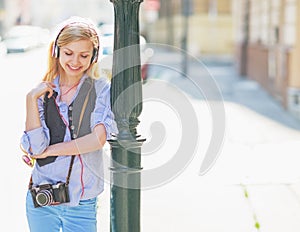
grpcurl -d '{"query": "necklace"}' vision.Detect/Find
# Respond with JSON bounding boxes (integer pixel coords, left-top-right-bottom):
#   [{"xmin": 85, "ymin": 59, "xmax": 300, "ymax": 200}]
[{"xmin": 60, "ymin": 81, "xmax": 80, "ymax": 96}]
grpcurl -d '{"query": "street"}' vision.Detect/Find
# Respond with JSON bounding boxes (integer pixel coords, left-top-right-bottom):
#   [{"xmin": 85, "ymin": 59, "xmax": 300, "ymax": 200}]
[
  {"xmin": 1, "ymin": 46, "xmax": 300, "ymax": 231},
  {"xmin": 138, "ymin": 48, "xmax": 300, "ymax": 232}
]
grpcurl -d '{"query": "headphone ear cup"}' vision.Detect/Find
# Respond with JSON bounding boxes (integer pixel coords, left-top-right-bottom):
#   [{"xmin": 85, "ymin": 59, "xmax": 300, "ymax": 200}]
[
  {"xmin": 91, "ymin": 48, "xmax": 98, "ymax": 63},
  {"xmin": 54, "ymin": 46, "xmax": 60, "ymax": 58},
  {"xmin": 52, "ymin": 44, "xmax": 60, "ymax": 58}
]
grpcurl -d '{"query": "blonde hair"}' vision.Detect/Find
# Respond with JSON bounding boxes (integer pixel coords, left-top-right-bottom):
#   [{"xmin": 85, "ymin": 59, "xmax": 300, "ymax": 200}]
[{"xmin": 43, "ymin": 19, "xmax": 100, "ymax": 82}]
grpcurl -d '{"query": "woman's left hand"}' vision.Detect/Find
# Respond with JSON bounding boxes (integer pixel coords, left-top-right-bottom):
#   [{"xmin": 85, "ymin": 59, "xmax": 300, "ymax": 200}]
[
  {"xmin": 31, "ymin": 153, "xmax": 47, "ymax": 159},
  {"xmin": 31, "ymin": 146, "xmax": 56, "ymax": 159}
]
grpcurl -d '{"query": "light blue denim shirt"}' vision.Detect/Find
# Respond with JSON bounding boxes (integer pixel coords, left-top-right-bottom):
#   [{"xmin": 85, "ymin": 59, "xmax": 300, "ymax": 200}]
[{"xmin": 21, "ymin": 74, "xmax": 118, "ymax": 206}]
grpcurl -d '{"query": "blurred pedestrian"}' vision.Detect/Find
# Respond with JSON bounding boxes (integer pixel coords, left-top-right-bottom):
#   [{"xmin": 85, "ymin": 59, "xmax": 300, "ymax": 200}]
[{"xmin": 20, "ymin": 16, "xmax": 117, "ymax": 232}]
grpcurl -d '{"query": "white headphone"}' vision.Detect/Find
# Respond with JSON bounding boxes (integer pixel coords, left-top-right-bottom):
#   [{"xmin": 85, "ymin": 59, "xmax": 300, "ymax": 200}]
[{"xmin": 52, "ymin": 18, "xmax": 100, "ymax": 64}]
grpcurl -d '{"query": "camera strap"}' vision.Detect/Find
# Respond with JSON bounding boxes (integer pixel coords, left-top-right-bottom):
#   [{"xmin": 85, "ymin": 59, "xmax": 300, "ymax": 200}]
[{"xmin": 29, "ymin": 78, "xmax": 94, "ymax": 189}]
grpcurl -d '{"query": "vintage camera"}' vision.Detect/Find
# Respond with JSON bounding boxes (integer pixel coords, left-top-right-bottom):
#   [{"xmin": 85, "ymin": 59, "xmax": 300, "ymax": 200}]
[{"xmin": 30, "ymin": 182, "xmax": 70, "ymax": 208}]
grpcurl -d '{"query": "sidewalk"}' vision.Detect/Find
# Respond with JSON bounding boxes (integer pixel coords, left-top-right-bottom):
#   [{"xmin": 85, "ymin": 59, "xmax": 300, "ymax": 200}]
[{"xmin": 98, "ymin": 48, "xmax": 300, "ymax": 232}]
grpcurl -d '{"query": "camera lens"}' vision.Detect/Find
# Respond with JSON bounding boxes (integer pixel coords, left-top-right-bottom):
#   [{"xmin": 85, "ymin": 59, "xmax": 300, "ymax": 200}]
[{"xmin": 36, "ymin": 190, "xmax": 53, "ymax": 206}]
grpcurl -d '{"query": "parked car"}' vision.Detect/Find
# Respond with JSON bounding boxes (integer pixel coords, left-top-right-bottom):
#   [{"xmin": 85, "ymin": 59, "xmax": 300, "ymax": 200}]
[
  {"xmin": 0, "ymin": 36, "xmax": 7, "ymax": 57},
  {"xmin": 3, "ymin": 25, "xmax": 50, "ymax": 53},
  {"xmin": 98, "ymin": 24, "xmax": 152, "ymax": 83}
]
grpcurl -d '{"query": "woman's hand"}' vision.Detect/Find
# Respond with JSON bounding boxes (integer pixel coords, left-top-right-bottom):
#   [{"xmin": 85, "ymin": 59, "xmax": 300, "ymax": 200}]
[
  {"xmin": 32, "ymin": 145, "xmax": 57, "ymax": 159},
  {"xmin": 25, "ymin": 82, "xmax": 56, "ymax": 131},
  {"xmin": 31, "ymin": 153, "xmax": 48, "ymax": 159},
  {"xmin": 27, "ymin": 81, "xmax": 56, "ymax": 100}
]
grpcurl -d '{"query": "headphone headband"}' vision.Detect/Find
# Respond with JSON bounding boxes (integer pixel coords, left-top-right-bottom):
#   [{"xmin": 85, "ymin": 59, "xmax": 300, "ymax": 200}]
[{"xmin": 52, "ymin": 19, "xmax": 100, "ymax": 63}]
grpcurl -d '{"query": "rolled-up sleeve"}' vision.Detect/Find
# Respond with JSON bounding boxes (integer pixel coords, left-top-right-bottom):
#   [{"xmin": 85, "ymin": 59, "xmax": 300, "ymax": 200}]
[
  {"xmin": 91, "ymin": 79, "xmax": 118, "ymax": 140},
  {"xmin": 20, "ymin": 97, "xmax": 50, "ymax": 155}
]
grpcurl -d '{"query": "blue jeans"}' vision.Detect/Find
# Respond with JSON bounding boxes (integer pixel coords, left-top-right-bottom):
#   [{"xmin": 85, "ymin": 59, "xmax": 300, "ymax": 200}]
[{"xmin": 26, "ymin": 191, "xmax": 97, "ymax": 232}]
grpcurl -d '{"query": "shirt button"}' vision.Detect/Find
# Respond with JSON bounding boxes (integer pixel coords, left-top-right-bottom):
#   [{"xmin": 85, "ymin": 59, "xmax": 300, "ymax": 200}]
[
  {"xmin": 69, "ymin": 106, "xmax": 73, "ymax": 111},
  {"xmin": 70, "ymin": 125, "xmax": 75, "ymax": 130},
  {"xmin": 73, "ymin": 133, "xmax": 77, "ymax": 139}
]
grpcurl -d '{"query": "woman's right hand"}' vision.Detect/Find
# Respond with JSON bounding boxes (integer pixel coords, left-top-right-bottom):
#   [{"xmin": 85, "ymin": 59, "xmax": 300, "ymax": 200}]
[
  {"xmin": 25, "ymin": 81, "xmax": 56, "ymax": 132},
  {"xmin": 27, "ymin": 81, "xmax": 56, "ymax": 100}
]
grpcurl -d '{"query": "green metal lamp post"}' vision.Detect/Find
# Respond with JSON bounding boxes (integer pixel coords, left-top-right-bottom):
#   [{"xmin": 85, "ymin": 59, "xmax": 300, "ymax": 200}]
[{"xmin": 109, "ymin": 0, "xmax": 145, "ymax": 231}]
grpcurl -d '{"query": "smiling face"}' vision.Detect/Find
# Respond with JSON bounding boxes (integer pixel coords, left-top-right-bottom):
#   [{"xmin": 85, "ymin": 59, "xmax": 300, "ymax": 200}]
[{"xmin": 58, "ymin": 39, "xmax": 94, "ymax": 79}]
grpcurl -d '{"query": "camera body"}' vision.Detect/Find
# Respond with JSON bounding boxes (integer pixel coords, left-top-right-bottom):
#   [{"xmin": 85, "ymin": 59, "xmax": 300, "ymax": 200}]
[{"xmin": 30, "ymin": 182, "xmax": 70, "ymax": 208}]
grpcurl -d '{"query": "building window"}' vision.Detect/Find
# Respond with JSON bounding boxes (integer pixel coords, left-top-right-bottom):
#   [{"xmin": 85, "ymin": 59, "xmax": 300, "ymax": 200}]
[
  {"xmin": 192, "ymin": 0, "xmax": 232, "ymax": 15},
  {"xmin": 217, "ymin": 0, "xmax": 232, "ymax": 14},
  {"xmin": 269, "ymin": 0, "xmax": 280, "ymax": 45},
  {"xmin": 159, "ymin": 0, "xmax": 232, "ymax": 17},
  {"xmin": 194, "ymin": 0, "xmax": 210, "ymax": 14},
  {"xmin": 283, "ymin": 0, "xmax": 296, "ymax": 46},
  {"xmin": 249, "ymin": 0, "xmax": 297, "ymax": 46},
  {"xmin": 249, "ymin": 0, "xmax": 261, "ymax": 43}
]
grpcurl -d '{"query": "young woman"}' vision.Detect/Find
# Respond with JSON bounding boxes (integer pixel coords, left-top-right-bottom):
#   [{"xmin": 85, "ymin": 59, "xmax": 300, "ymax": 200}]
[{"xmin": 20, "ymin": 16, "xmax": 117, "ymax": 232}]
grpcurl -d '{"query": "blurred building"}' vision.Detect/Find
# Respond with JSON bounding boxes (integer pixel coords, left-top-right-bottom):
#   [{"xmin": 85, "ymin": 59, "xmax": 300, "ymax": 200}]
[
  {"xmin": 143, "ymin": 0, "xmax": 234, "ymax": 56},
  {"xmin": 0, "ymin": 0, "xmax": 114, "ymax": 35},
  {"xmin": 29, "ymin": 0, "xmax": 114, "ymax": 28},
  {"xmin": 233, "ymin": 0, "xmax": 300, "ymax": 119}
]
